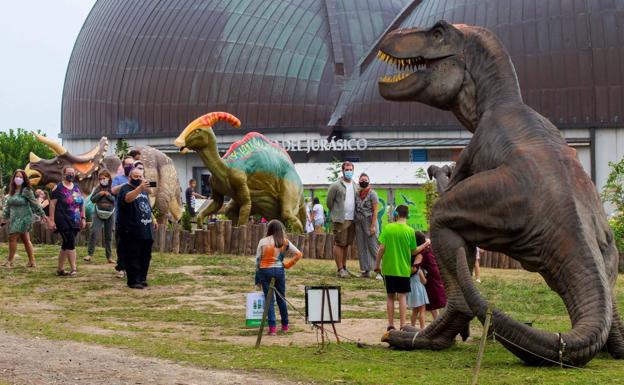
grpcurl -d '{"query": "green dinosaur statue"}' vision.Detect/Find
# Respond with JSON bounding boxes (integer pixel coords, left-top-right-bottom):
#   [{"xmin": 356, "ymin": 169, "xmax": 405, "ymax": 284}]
[{"xmin": 174, "ymin": 112, "xmax": 306, "ymax": 233}]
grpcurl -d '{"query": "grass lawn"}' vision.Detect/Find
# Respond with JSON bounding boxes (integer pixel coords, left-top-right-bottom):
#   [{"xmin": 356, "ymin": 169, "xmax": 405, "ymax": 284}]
[{"xmin": 1, "ymin": 243, "xmax": 624, "ymax": 384}]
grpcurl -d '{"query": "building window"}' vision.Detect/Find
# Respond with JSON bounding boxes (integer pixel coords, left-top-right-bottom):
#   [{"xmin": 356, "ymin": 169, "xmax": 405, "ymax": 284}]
[{"xmin": 410, "ymin": 149, "xmax": 428, "ymax": 162}]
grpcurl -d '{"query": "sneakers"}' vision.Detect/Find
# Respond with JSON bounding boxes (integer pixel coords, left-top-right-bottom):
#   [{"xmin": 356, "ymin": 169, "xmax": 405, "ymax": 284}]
[
  {"xmin": 281, "ymin": 325, "xmax": 289, "ymax": 333},
  {"xmin": 83, "ymin": 255, "xmax": 92, "ymax": 262},
  {"xmin": 375, "ymin": 273, "xmax": 383, "ymax": 281},
  {"xmin": 476, "ymin": 278, "xmax": 482, "ymax": 283},
  {"xmin": 128, "ymin": 283, "xmax": 144, "ymax": 289},
  {"xmin": 268, "ymin": 326, "xmax": 277, "ymax": 336},
  {"xmin": 115, "ymin": 270, "xmax": 126, "ymax": 279},
  {"xmin": 339, "ymin": 268, "xmax": 350, "ymax": 278}
]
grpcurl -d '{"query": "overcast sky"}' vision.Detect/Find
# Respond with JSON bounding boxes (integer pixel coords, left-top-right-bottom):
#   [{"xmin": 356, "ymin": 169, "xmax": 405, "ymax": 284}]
[{"xmin": 0, "ymin": 0, "xmax": 97, "ymax": 139}]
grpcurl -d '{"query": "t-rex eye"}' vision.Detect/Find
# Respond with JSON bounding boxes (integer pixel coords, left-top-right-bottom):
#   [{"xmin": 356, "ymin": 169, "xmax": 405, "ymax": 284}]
[{"xmin": 433, "ymin": 30, "xmax": 443, "ymax": 40}]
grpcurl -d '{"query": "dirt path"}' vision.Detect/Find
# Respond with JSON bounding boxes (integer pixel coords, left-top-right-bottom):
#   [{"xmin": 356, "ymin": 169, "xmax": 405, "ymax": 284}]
[{"xmin": 0, "ymin": 330, "xmax": 294, "ymax": 385}]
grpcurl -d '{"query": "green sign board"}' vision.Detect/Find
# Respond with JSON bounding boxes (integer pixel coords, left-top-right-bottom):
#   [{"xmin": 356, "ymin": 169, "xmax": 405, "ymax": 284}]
[{"xmin": 395, "ymin": 188, "xmax": 428, "ymax": 231}]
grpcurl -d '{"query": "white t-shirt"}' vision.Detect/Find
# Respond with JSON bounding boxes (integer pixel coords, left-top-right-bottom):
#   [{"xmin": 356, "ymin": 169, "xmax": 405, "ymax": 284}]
[
  {"xmin": 312, "ymin": 204, "xmax": 324, "ymax": 222},
  {"xmin": 343, "ymin": 180, "xmax": 355, "ymax": 220}
]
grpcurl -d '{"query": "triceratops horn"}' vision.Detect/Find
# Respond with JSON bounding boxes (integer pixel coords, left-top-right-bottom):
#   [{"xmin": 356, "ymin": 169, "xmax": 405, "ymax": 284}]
[
  {"xmin": 29, "ymin": 152, "xmax": 42, "ymax": 163},
  {"xmin": 32, "ymin": 132, "xmax": 67, "ymax": 155}
]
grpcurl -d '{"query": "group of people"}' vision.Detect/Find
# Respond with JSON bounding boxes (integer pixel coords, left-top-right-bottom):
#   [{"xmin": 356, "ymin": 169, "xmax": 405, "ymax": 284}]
[
  {"xmin": 1, "ymin": 150, "xmax": 157, "ymax": 289},
  {"xmin": 256, "ymin": 161, "xmax": 449, "ymax": 336}
]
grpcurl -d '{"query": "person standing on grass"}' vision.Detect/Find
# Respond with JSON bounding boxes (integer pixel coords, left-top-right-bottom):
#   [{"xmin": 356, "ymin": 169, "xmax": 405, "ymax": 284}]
[
  {"xmin": 408, "ymin": 254, "xmax": 429, "ymax": 329},
  {"xmin": 326, "ymin": 161, "xmax": 357, "ymax": 278},
  {"xmin": 255, "ymin": 219, "xmax": 303, "ymax": 336},
  {"xmin": 85, "ymin": 170, "xmax": 115, "ymax": 264},
  {"xmin": 111, "ymin": 155, "xmax": 134, "ymax": 279},
  {"xmin": 117, "ymin": 167, "xmax": 156, "ymax": 289},
  {"xmin": 374, "ymin": 205, "xmax": 414, "ymax": 331},
  {"xmin": 415, "ymin": 231, "xmax": 446, "ymax": 320},
  {"xmin": 354, "ymin": 172, "xmax": 379, "ymax": 278},
  {"xmin": 1, "ymin": 169, "xmax": 46, "ymax": 268},
  {"xmin": 311, "ymin": 197, "xmax": 325, "ymax": 234},
  {"xmin": 48, "ymin": 167, "xmax": 85, "ymax": 277}
]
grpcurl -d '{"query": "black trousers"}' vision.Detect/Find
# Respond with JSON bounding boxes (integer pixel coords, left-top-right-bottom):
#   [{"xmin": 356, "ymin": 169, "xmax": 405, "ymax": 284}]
[
  {"xmin": 115, "ymin": 234, "xmax": 125, "ymax": 272},
  {"xmin": 119, "ymin": 236, "xmax": 153, "ymax": 286}
]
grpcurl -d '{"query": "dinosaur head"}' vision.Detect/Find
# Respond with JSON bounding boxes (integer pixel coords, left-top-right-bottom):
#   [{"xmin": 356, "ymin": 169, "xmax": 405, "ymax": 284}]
[
  {"xmin": 25, "ymin": 133, "xmax": 108, "ymax": 189},
  {"xmin": 174, "ymin": 112, "xmax": 241, "ymax": 153},
  {"xmin": 377, "ymin": 20, "xmax": 466, "ymax": 108}
]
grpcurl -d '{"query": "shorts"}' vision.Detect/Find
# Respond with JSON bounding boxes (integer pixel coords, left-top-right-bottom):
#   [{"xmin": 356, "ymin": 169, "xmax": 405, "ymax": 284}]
[
  {"xmin": 383, "ymin": 275, "xmax": 411, "ymax": 294},
  {"xmin": 314, "ymin": 218, "xmax": 324, "ymax": 227},
  {"xmin": 333, "ymin": 220, "xmax": 355, "ymax": 247},
  {"xmin": 59, "ymin": 230, "xmax": 78, "ymax": 250}
]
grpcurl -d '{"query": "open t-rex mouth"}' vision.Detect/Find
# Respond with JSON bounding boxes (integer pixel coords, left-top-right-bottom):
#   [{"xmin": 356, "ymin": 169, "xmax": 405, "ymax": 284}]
[{"xmin": 377, "ymin": 51, "xmax": 453, "ymax": 83}]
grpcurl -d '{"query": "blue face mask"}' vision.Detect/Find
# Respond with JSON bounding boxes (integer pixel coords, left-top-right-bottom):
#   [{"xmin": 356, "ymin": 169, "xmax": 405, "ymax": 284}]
[{"xmin": 344, "ymin": 170, "xmax": 353, "ymax": 180}]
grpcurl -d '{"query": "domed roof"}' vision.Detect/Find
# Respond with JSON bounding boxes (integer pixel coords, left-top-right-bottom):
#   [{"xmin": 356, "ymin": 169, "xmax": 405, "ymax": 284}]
[
  {"xmin": 333, "ymin": 0, "xmax": 624, "ymax": 131},
  {"xmin": 61, "ymin": 0, "xmax": 408, "ymax": 139}
]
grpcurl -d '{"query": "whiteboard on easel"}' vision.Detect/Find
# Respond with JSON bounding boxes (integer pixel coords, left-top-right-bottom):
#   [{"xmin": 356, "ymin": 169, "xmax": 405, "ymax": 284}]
[{"xmin": 305, "ymin": 286, "xmax": 341, "ymax": 324}]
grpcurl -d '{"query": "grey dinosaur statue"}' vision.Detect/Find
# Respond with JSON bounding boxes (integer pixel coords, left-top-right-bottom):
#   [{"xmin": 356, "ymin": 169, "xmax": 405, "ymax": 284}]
[{"xmin": 376, "ymin": 20, "xmax": 624, "ymax": 367}]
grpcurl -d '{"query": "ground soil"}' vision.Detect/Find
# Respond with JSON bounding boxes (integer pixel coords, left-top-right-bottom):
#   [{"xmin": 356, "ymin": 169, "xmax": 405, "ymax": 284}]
[{"xmin": 0, "ymin": 330, "xmax": 294, "ymax": 385}]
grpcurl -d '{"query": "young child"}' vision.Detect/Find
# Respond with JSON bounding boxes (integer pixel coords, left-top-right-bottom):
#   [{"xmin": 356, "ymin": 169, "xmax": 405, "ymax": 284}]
[
  {"xmin": 255, "ymin": 219, "xmax": 303, "ymax": 336},
  {"xmin": 408, "ymin": 253, "xmax": 429, "ymax": 329}
]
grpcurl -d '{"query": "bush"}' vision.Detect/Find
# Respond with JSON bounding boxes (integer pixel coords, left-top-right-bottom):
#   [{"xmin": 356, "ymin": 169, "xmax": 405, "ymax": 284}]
[{"xmin": 181, "ymin": 210, "xmax": 192, "ymax": 232}]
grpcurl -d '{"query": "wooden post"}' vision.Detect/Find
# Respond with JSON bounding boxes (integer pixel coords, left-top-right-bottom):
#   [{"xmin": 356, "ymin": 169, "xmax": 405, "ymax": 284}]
[
  {"xmin": 239, "ymin": 225, "xmax": 248, "ymax": 255},
  {"xmin": 208, "ymin": 222, "xmax": 216, "ymax": 254},
  {"xmin": 172, "ymin": 224, "xmax": 181, "ymax": 254},
  {"xmin": 325, "ymin": 234, "xmax": 334, "ymax": 260},
  {"xmin": 471, "ymin": 308, "xmax": 492, "ymax": 385},
  {"xmin": 195, "ymin": 230, "xmax": 205, "ymax": 253},
  {"xmin": 158, "ymin": 226, "xmax": 166, "ymax": 253},
  {"xmin": 216, "ymin": 220, "xmax": 225, "ymax": 253},
  {"xmin": 255, "ymin": 278, "xmax": 275, "ymax": 349},
  {"xmin": 316, "ymin": 233, "xmax": 326, "ymax": 259},
  {"xmin": 230, "ymin": 226, "xmax": 239, "ymax": 255},
  {"xmin": 307, "ymin": 233, "xmax": 316, "ymax": 259},
  {"xmin": 166, "ymin": 227, "xmax": 174, "ymax": 253},
  {"xmin": 224, "ymin": 220, "xmax": 232, "ymax": 253}
]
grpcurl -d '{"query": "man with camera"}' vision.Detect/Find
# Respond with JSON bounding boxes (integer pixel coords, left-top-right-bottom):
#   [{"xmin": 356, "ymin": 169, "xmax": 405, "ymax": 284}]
[{"xmin": 116, "ymin": 167, "xmax": 157, "ymax": 289}]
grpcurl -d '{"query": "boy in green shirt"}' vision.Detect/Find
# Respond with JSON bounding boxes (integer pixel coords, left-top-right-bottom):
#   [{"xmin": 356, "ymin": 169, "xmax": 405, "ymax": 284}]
[{"xmin": 375, "ymin": 205, "xmax": 430, "ymax": 330}]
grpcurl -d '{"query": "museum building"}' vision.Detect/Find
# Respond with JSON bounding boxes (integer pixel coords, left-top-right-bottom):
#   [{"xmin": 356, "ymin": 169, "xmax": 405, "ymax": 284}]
[{"xmin": 61, "ymin": 0, "xmax": 624, "ymax": 213}]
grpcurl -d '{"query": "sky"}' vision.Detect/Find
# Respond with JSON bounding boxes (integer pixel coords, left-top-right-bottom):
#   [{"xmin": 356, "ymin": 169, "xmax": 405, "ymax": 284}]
[{"xmin": 0, "ymin": 0, "xmax": 97, "ymax": 139}]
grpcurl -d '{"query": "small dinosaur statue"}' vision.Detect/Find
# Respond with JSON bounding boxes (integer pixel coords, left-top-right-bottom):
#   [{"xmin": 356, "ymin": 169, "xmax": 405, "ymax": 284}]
[
  {"xmin": 376, "ymin": 21, "xmax": 624, "ymax": 367},
  {"xmin": 174, "ymin": 112, "xmax": 306, "ymax": 232}
]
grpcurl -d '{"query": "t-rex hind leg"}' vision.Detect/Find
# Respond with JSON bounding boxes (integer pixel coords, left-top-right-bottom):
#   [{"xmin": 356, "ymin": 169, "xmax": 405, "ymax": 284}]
[{"xmin": 279, "ymin": 181, "xmax": 304, "ymax": 233}]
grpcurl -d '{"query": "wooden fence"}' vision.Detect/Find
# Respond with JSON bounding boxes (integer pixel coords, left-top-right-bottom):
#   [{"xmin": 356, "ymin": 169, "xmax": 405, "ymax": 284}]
[{"xmin": 0, "ymin": 221, "xmax": 521, "ymax": 269}]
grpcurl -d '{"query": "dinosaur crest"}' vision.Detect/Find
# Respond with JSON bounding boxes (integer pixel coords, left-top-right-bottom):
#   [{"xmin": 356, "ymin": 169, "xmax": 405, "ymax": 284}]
[{"xmin": 223, "ymin": 132, "xmax": 292, "ymax": 164}]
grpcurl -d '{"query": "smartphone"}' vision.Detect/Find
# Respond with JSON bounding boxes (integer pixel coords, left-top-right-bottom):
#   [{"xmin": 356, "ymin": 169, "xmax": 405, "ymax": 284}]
[{"xmin": 149, "ymin": 181, "xmax": 157, "ymax": 188}]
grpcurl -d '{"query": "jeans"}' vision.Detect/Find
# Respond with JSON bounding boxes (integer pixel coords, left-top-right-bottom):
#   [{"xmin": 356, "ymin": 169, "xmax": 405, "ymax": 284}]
[
  {"xmin": 88, "ymin": 215, "xmax": 113, "ymax": 258},
  {"xmin": 258, "ymin": 267, "xmax": 288, "ymax": 327}
]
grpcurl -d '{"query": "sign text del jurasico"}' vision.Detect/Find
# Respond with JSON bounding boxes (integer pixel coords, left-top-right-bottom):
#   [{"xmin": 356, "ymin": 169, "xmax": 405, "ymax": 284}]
[{"xmin": 275, "ymin": 137, "xmax": 368, "ymax": 153}]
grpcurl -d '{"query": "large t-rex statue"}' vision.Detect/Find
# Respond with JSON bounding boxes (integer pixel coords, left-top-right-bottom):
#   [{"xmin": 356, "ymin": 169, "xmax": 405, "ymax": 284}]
[
  {"xmin": 174, "ymin": 112, "xmax": 306, "ymax": 232},
  {"xmin": 25, "ymin": 133, "xmax": 183, "ymax": 222},
  {"xmin": 376, "ymin": 21, "xmax": 624, "ymax": 367}
]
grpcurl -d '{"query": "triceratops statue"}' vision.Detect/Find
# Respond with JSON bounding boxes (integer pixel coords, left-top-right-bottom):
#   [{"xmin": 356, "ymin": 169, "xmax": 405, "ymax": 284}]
[{"xmin": 25, "ymin": 133, "xmax": 183, "ymax": 223}]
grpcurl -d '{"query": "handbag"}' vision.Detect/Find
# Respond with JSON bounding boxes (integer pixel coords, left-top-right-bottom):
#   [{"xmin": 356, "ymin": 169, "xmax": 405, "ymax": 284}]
[{"xmin": 95, "ymin": 205, "xmax": 115, "ymax": 220}]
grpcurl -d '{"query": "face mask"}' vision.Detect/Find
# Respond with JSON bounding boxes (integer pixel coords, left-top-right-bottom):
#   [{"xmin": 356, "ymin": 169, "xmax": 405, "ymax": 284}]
[
  {"xmin": 130, "ymin": 178, "xmax": 142, "ymax": 187},
  {"xmin": 123, "ymin": 165, "xmax": 133, "ymax": 176},
  {"xmin": 100, "ymin": 179, "xmax": 109, "ymax": 187},
  {"xmin": 65, "ymin": 175, "xmax": 74, "ymax": 182},
  {"xmin": 14, "ymin": 177, "xmax": 24, "ymax": 186},
  {"xmin": 344, "ymin": 170, "xmax": 353, "ymax": 180},
  {"xmin": 359, "ymin": 181, "xmax": 369, "ymax": 188}
]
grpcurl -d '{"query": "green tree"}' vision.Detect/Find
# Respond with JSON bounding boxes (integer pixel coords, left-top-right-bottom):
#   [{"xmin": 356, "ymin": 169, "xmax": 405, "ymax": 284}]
[
  {"xmin": 601, "ymin": 158, "xmax": 624, "ymax": 260},
  {"xmin": 115, "ymin": 138, "xmax": 129, "ymax": 159},
  {"xmin": 0, "ymin": 128, "xmax": 55, "ymax": 190},
  {"xmin": 327, "ymin": 157, "xmax": 342, "ymax": 182},
  {"xmin": 415, "ymin": 167, "xmax": 439, "ymax": 223}
]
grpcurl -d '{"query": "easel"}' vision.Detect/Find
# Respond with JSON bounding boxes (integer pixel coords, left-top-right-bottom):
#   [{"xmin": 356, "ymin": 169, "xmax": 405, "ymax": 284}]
[{"xmin": 317, "ymin": 286, "xmax": 340, "ymax": 348}]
